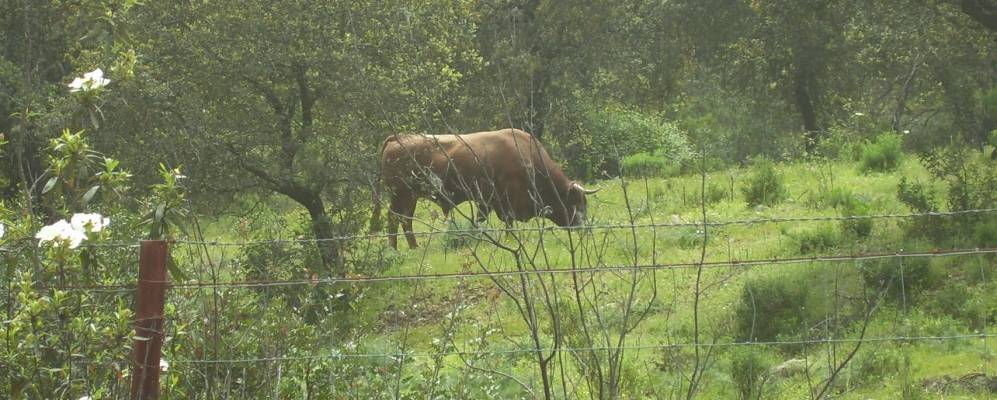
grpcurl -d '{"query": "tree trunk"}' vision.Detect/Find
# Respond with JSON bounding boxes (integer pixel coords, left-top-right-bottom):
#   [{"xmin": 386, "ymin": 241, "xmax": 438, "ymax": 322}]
[
  {"xmin": 271, "ymin": 178, "xmax": 344, "ymax": 277},
  {"xmin": 795, "ymin": 67, "xmax": 821, "ymax": 152},
  {"xmin": 302, "ymin": 196, "xmax": 343, "ymax": 278}
]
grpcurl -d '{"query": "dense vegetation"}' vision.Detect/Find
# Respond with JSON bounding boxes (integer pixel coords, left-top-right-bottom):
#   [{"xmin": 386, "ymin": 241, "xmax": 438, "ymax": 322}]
[{"xmin": 1, "ymin": 0, "xmax": 994, "ymax": 399}]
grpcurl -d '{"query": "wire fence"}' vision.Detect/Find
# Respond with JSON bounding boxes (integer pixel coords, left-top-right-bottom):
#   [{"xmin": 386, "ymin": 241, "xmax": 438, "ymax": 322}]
[{"xmin": 3, "ymin": 205, "xmax": 995, "ymax": 399}]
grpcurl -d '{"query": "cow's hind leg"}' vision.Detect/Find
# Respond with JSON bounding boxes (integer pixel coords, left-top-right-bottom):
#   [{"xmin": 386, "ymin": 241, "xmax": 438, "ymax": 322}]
[
  {"xmin": 401, "ymin": 197, "xmax": 419, "ymax": 249},
  {"xmin": 388, "ymin": 194, "xmax": 414, "ymax": 250}
]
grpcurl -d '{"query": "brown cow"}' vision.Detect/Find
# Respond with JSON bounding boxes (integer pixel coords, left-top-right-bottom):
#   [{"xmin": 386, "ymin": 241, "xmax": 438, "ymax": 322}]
[{"xmin": 371, "ymin": 129, "xmax": 599, "ymax": 249}]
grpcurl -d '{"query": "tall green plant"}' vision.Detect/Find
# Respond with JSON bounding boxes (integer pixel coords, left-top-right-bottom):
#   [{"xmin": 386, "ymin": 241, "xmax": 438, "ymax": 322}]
[{"xmin": 741, "ymin": 157, "xmax": 786, "ymax": 207}]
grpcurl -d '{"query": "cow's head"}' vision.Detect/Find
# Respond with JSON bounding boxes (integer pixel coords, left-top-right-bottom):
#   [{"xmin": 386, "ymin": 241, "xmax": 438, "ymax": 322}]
[{"xmin": 552, "ymin": 182, "xmax": 600, "ymax": 227}]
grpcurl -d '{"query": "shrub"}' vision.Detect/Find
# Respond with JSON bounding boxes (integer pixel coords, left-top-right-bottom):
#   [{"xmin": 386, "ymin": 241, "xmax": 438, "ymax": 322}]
[
  {"xmin": 729, "ymin": 348, "xmax": 773, "ymax": 400},
  {"xmin": 844, "ymin": 346, "xmax": 902, "ymax": 386},
  {"xmin": 822, "ymin": 187, "xmax": 856, "ymax": 209},
  {"xmin": 840, "ymin": 196, "xmax": 873, "ymax": 238},
  {"xmin": 735, "ymin": 270, "xmax": 827, "ymax": 345},
  {"xmin": 903, "ymin": 146, "xmax": 997, "ymax": 246},
  {"xmin": 793, "ymin": 225, "xmax": 839, "ymax": 254},
  {"xmin": 621, "ymin": 152, "xmax": 672, "ymax": 177},
  {"xmin": 972, "ymin": 216, "xmax": 997, "ymax": 247},
  {"xmin": 860, "ymin": 257, "xmax": 940, "ymax": 304},
  {"xmin": 741, "ymin": 157, "xmax": 786, "ymax": 207},
  {"xmin": 567, "ymin": 100, "xmax": 692, "ymax": 178},
  {"xmin": 859, "ymin": 133, "xmax": 903, "ymax": 173}
]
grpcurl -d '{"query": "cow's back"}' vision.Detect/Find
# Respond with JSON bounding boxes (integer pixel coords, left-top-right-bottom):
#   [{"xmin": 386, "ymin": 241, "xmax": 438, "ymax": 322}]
[{"xmin": 379, "ymin": 129, "xmax": 562, "ymax": 218}]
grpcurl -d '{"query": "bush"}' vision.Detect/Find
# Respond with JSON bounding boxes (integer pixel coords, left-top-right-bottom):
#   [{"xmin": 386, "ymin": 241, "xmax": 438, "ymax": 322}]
[
  {"xmin": 896, "ymin": 177, "xmax": 936, "ymax": 213},
  {"xmin": 840, "ymin": 196, "xmax": 873, "ymax": 238},
  {"xmin": 729, "ymin": 348, "xmax": 773, "ymax": 400},
  {"xmin": 859, "ymin": 133, "xmax": 903, "ymax": 173},
  {"xmin": 735, "ymin": 270, "xmax": 829, "ymax": 345},
  {"xmin": 567, "ymin": 100, "xmax": 692, "ymax": 178},
  {"xmin": 844, "ymin": 346, "xmax": 902, "ymax": 386},
  {"xmin": 860, "ymin": 257, "xmax": 940, "ymax": 304},
  {"xmin": 741, "ymin": 157, "xmax": 786, "ymax": 207},
  {"xmin": 621, "ymin": 152, "xmax": 673, "ymax": 177},
  {"xmin": 795, "ymin": 225, "xmax": 839, "ymax": 254},
  {"xmin": 822, "ymin": 187, "xmax": 856, "ymax": 209},
  {"xmin": 902, "ymin": 146, "xmax": 996, "ymax": 246}
]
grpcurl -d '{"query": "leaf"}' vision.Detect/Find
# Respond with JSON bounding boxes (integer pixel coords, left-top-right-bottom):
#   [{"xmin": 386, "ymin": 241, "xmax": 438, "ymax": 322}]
[
  {"xmin": 41, "ymin": 177, "xmax": 58, "ymax": 194},
  {"xmin": 82, "ymin": 185, "xmax": 101, "ymax": 205},
  {"xmin": 155, "ymin": 203, "xmax": 166, "ymax": 222},
  {"xmin": 167, "ymin": 257, "xmax": 189, "ymax": 282},
  {"xmin": 166, "ymin": 214, "xmax": 190, "ymax": 238}
]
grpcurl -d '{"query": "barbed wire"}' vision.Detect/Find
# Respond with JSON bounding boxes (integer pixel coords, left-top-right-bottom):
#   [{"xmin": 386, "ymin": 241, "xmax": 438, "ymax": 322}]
[
  {"xmin": 164, "ymin": 207, "xmax": 997, "ymax": 246},
  {"xmin": 10, "ymin": 247, "xmax": 994, "ymax": 293},
  {"xmin": 2, "ymin": 208, "xmax": 990, "ymax": 250},
  {"xmin": 166, "ymin": 333, "xmax": 994, "ymax": 364}
]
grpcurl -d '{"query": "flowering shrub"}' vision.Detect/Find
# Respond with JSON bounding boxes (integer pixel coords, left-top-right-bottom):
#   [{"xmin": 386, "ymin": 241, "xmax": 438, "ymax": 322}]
[{"xmin": 68, "ymin": 68, "xmax": 111, "ymax": 93}]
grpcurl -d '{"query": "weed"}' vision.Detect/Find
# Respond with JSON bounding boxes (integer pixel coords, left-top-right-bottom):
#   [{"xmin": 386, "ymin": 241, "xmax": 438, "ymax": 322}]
[
  {"xmin": 742, "ymin": 157, "xmax": 786, "ymax": 207},
  {"xmin": 859, "ymin": 133, "xmax": 903, "ymax": 173}
]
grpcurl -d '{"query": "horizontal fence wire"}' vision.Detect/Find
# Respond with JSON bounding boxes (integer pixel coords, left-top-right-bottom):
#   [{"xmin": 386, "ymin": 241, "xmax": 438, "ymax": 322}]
[
  {"xmin": 11, "ymin": 247, "xmax": 996, "ymax": 293},
  {"xmin": 167, "ymin": 333, "xmax": 995, "ymax": 364},
  {"xmin": 163, "ymin": 207, "xmax": 997, "ymax": 246},
  {"xmin": 4, "ymin": 208, "xmax": 990, "ymax": 250}
]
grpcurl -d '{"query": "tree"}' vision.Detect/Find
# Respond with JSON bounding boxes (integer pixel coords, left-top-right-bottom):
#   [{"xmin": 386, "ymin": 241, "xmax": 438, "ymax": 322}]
[
  {"xmin": 118, "ymin": 0, "xmax": 480, "ymax": 275},
  {"xmin": 0, "ymin": 0, "xmax": 136, "ymax": 204}
]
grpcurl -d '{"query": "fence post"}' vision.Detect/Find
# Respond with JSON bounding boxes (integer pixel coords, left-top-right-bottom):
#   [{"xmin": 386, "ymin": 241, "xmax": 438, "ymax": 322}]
[{"xmin": 131, "ymin": 240, "xmax": 169, "ymax": 400}]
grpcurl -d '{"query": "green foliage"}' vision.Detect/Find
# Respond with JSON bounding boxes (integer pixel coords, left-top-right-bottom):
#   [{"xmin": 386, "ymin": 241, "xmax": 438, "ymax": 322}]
[
  {"xmin": 896, "ymin": 176, "xmax": 936, "ymax": 214},
  {"xmin": 0, "ymin": 128, "xmax": 182, "ymax": 399},
  {"xmin": 839, "ymin": 196, "xmax": 873, "ymax": 239},
  {"xmin": 820, "ymin": 187, "xmax": 855, "ymax": 209},
  {"xmin": 794, "ymin": 225, "xmax": 840, "ymax": 254},
  {"xmin": 567, "ymin": 100, "xmax": 691, "ymax": 178},
  {"xmin": 620, "ymin": 152, "xmax": 675, "ymax": 178},
  {"xmin": 444, "ymin": 218, "xmax": 480, "ymax": 250},
  {"xmin": 901, "ymin": 147, "xmax": 997, "ymax": 246},
  {"xmin": 859, "ymin": 133, "xmax": 903, "ymax": 173},
  {"xmin": 143, "ymin": 164, "xmax": 188, "ymax": 240},
  {"xmin": 735, "ymin": 270, "xmax": 817, "ymax": 344},
  {"xmin": 729, "ymin": 348, "xmax": 773, "ymax": 400},
  {"xmin": 860, "ymin": 257, "xmax": 940, "ymax": 304},
  {"xmin": 697, "ymin": 182, "xmax": 731, "ymax": 205},
  {"xmin": 843, "ymin": 345, "xmax": 902, "ymax": 386},
  {"xmin": 741, "ymin": 157, "xmax": 786, "ymax": 207}
]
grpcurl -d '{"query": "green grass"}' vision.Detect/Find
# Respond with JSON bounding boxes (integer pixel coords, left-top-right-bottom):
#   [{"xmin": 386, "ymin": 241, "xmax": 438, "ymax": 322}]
[{"xmin": 194, "ymin": 157, "xmax": 994, "ymax": 399}]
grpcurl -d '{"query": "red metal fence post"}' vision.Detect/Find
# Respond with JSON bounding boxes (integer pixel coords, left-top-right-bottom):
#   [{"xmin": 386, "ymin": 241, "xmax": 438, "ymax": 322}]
[{"xmin": 131, "ymin": 240, "xmax": 169, "ymax": 400}]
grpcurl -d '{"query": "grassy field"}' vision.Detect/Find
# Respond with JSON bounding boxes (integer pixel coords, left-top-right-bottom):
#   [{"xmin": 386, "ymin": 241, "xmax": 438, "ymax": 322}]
[{"xmin": 185, "ymin": 156, "xmax": 993, "ymax": 399}]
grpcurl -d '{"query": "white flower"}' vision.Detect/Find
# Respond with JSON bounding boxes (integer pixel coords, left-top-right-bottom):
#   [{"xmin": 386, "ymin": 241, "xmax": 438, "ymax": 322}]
[
  {"xmin": 68, "ymin": 68, "xmax": 111, "ymax": 92},
  {"xmin": 78, "ymin": 396, "xmax": 93, "ymax": 400},
  {"xmin": 71, "ymin": 213, "xmax": 110, "ymax": 233},
  {"xmin": 160, "ymin": 358, "xmax": 169, "ymax": 372},
  {"xmin": 0, "ymin": 223, "xmax": 5, "ymax": 239},
  {"xmin": 853, "ymin": 112, "xmax": 865, "ymax": 117},
  {"xmin": 35, "ymin": 220, "xmax": 87, "ymax": 249}
]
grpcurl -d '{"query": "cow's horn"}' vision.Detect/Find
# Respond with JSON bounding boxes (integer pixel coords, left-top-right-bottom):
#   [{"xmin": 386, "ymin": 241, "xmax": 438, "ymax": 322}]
[{"xmin": 573, "ymin": 182, "xmax": 601, "ymax": 195}]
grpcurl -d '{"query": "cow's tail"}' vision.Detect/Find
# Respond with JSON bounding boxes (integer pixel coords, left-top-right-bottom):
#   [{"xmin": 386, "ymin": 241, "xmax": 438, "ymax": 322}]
[{"xmin": 370, "ymin": 136, "xmax": 396, "ymax": 233}]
